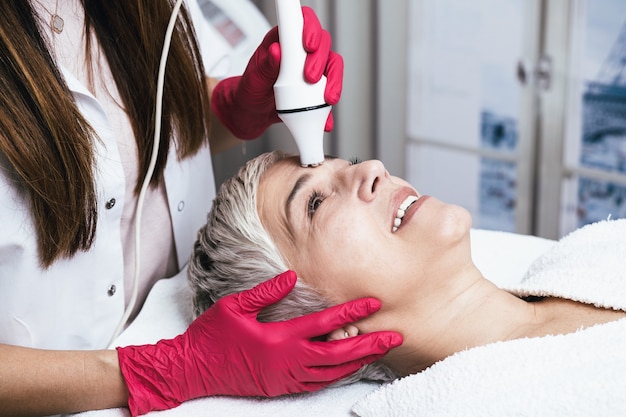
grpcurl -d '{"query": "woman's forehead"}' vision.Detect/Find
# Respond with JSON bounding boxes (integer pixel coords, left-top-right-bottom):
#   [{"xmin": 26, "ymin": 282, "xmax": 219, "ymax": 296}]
[{"xmin": 259, "ymin": 155, "xmax": 346, "ymax": 193}]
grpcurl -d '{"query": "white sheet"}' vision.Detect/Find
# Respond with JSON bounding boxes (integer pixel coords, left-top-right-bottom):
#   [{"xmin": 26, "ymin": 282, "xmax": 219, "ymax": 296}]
[{"xmin": 69, "ymin": 229, "xmax": 555, "ymax": 417}]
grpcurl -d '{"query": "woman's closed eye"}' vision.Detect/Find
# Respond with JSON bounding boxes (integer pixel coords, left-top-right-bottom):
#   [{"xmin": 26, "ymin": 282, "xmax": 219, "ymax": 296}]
[{"xmin": 307, "ymin": 190, "xmax": 325, "ymax": 219}]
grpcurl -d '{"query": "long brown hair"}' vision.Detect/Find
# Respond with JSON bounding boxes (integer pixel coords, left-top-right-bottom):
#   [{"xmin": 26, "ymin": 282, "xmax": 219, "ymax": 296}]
[{"xmin": 0, "ymin": 1, "xmax": 210, "ymax": 267}]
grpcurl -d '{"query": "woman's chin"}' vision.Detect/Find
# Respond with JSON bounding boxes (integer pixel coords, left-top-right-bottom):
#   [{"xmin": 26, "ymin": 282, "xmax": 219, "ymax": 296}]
[{"xmin": 440, "ymin": 204, "xmax": 472, "ymax": 239}]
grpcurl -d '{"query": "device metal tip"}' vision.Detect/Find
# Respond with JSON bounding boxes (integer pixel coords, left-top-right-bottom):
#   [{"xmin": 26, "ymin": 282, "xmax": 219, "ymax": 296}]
[{"xmin": 301, "ymin": 161, "xmax": 324, "ymax": 168}]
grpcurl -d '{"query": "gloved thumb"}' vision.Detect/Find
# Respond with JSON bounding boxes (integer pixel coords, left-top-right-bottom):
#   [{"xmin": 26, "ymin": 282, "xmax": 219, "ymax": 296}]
[
  {"xmin": 236, "ymin": 270, "xmax": 297, "ymax": 314},
  {"xmin": 240, "ymin": 27, "xmax": 281, "ymax": 88}
]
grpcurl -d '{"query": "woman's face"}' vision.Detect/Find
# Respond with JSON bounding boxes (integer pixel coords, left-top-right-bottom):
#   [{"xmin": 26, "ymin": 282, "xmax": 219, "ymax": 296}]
[{"xmin": 257, "ymin": 156, "xmax": 472, "ymax": 309}]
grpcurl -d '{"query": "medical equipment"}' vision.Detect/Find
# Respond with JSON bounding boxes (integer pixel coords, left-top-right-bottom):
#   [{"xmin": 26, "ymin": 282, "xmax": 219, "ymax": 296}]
[{"xmin": 273, "ymin": 0, "xmax": 330, "ymax": 167}]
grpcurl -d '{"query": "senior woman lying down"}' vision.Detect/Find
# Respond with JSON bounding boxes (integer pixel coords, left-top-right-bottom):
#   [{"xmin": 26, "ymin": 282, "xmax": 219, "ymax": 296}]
[{"xmin": 187, "ymin": 151, "xmax": 626, "ymax": 389}]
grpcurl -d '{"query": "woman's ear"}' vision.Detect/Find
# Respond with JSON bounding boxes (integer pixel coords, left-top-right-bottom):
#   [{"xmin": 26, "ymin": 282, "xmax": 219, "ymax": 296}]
[{"xmin": 326, "ymin": 324, "xmax": 359, "ymax": 341}]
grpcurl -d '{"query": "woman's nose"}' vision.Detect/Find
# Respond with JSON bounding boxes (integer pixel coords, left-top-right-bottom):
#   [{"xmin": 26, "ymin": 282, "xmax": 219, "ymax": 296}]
[{"xmin": 351, "ymin": 160, "xmax": 388, "ymax": 202}]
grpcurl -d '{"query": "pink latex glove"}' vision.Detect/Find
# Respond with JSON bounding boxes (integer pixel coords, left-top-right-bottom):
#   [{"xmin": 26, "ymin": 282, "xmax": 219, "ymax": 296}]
[
  {"xmin": 211, "ymin": 6, "xmax": 343, "ymax": 140},
  {"xmin": 117, "ymin": 271, "xmax": 402, "ymax": 416}
]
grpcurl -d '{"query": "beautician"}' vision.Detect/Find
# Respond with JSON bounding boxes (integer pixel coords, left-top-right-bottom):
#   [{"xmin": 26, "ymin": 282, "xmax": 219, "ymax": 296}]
[{"xmin": 0, "ymin": 1, "xmax": 401, "ymax": 416}]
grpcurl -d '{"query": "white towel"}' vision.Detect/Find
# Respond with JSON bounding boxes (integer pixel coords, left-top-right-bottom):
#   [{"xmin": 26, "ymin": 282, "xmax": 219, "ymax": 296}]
[
  {"xmin": 353, "ymin": 219, "xmax": 626, "ymax": 417},
  {"xmin": 353, "ymin": 318, "xmax": 626, "ymax": 417},
  {"xmin": 506, "ymin": 219, "xmax": 626, "ymax": 310}
]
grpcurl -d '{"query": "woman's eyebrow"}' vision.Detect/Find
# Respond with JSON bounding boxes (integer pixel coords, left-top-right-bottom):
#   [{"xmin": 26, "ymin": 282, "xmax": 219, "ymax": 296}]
[{"xmin": 286, "ymin": 173, "xmax": 312, "ymax": 223}]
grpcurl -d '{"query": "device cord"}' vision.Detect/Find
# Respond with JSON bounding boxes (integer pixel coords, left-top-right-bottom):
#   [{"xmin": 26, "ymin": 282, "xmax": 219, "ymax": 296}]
[{"xmin": 108, "ymin": 0, "xmax": 185, "ymax": 347}]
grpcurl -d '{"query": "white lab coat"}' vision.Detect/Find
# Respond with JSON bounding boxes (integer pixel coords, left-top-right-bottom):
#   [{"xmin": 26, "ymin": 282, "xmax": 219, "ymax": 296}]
[{"xmin": 0, "ymin": 0, "xmax": 232, "ymax": 350}]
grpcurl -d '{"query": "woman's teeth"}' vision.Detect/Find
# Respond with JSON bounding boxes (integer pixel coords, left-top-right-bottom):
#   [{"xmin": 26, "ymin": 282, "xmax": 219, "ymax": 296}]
[{"xmin": 392, "ymin": 195, "xmax": 419, "ymax": 232}]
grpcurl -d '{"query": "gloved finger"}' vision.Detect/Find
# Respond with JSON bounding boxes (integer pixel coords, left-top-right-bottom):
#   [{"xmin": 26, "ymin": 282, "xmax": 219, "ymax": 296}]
[
  {"xmin": 299, "ymin": 352, "xmax": 389, "ymax": 385},
  {"xmin": 288, "ymin": 297, "xmax": 383, "ymax": 338},
  {"xmin": 242, "ymin": 41, "xmax": 281, "ymax": 92},
  {"xmin": 259, "ymin": 25, "xmax": 280, "ymax": 50},
  {"xmin": 304, "ymin": 331, "xmax": 403, "ymax": 367},
  {"xmin": 323, "ymin": 51, "xmax": 343, "ymax": 105},
  {"xmin": 246, "ymin": 27, "xmax": 277, "ymax": 71},
  {"xmin": 235, "ymin": 270, "xmax": 297, "ymax": 314},
  {"xmin": 301, "ymin": 6, "xmax": 322, "ymax": 53},
  {"xmin": 324, "ymin": 111, "xmax": 334, "ymax": 132},
  {"xmin": 240, "ymin": 26, "xmax": 279, "ymax": 88},
  {"xmin": 262, "ymin": 41, "xmax": 282, "ymax": 81},
  {"xmin": 304, "ymin": 29, "xmax": 331, "ymax": 84}
]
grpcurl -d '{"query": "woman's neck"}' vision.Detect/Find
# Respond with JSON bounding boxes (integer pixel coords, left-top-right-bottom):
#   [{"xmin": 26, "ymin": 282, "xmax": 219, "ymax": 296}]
[
  {"xmin": 373, "ymin": 272, "xmax": 542, "ymax": 376},
  {"xmin": 373, "ymin": 271, "xmax": 626, "ymax": 377}
]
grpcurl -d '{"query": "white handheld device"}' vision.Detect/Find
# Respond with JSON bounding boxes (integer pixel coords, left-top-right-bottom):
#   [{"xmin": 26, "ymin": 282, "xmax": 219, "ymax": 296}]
[{"xmin": 273, "ymin": 0, "xmax": 331, "ymax": 167}]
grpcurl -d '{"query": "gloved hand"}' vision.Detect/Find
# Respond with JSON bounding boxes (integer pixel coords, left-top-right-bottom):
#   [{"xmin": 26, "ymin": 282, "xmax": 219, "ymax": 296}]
[
  {"xmin": 117, "ymin": 271, "xmax": 402, "ymax": 416},
  {"xmin": 211, "ymin": 6, "xmax": 343, "ymax": 140}
]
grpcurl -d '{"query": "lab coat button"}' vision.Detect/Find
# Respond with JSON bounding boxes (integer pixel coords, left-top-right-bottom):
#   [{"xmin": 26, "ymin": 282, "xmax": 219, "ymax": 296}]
[
  {"xmin": 105, "ymin": 198, "xmax": 116, "ymax": 209},
  {"xmin": 107, "ymin": 285, "xmax": 117, "ymax": 296},
  {"xmin": 177, "ymin": 201, "xmax": 185, "ymax": 212}
]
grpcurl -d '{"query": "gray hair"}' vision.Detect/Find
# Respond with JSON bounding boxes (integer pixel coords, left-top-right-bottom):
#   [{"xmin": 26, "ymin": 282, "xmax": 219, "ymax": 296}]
[{"xmin": 187, "ymin": 150, "xmax": 396, "ymax": 384}]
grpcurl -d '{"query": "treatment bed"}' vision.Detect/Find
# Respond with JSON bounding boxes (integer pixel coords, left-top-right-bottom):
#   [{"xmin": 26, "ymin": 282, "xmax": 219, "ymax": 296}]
[{"xmin": 72, "ymin": 229, "xmax": 560, "ymax": 417}]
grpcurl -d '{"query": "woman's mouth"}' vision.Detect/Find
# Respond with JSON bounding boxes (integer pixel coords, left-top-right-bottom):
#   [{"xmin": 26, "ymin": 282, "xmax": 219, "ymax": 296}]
[{"xmin": 392, "ymin": 195, "xmax": 419, "ymax": 233}]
